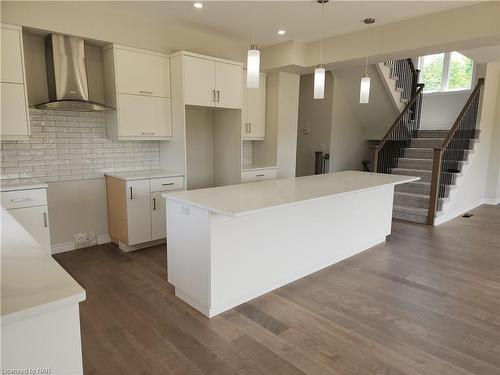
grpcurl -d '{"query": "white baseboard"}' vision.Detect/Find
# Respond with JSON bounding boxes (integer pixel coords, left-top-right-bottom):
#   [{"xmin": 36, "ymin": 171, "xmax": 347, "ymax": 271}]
[
  {"xmin": 51, "ymin": 234, "xmax": 111, "ymax": 254},
  {"xmin": 434, "ymin": 199, "xmax": 486, "ymax": 226},
  {"xmin": 484, "ymin": 198, "xmax": 500, "ymax": 205}
]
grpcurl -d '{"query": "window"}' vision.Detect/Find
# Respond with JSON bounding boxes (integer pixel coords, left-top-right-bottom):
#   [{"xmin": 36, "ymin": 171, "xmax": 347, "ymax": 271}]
[{"xmin": 418, "ymin": 52, "xmax": 474, "ymax": 93}]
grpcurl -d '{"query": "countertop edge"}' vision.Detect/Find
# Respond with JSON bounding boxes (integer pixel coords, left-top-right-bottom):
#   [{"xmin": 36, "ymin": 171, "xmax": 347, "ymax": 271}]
[
  {"xmin": 1, "ymin": 290, "xmax": 86, "ymax": 326},
  {"xmin": 163, "ymin": 176, "xmax": 420, "ymax": 217}
]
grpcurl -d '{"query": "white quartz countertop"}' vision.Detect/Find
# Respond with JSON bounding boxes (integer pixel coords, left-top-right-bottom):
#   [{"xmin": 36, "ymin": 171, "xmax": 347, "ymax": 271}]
[
  {"xmin": 105, "ymin": 169, "xmax": 184, "ymax": 181},
  {"xmin": 0, "ymin": 207, "xmax": 86, "ymax": 325},
  {"xmin": 164, "ymin": 171, "xmax": 419, "ymax": 217},
  {"xmin": 0, "ymin": 179, "xmax": 48, "ymax": 192}
]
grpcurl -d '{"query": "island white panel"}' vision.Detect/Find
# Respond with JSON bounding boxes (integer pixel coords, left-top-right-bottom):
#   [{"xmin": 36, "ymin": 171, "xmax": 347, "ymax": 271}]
[{"xmin": 167, "ymin": 184, "xmax": 394, "ymax": 317}]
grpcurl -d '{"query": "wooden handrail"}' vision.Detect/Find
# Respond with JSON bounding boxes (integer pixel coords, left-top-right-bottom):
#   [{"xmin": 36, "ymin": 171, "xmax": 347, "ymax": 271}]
[
  {"xmin": 375, "ymin": 83, "xmax": 425, "ymax": 151},
  {"xmin": 441, "ymin": 78, "xmax": 484, "ymax": 150},
  {"xmin": 426, "ymin": 78, "xmax": 485, "ymax": 225}
]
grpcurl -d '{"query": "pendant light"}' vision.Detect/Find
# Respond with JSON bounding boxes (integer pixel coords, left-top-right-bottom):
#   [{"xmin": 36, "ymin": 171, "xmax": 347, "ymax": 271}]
[
  {"xmin": 360, "ymin": 18, "xmax": 375, "ymax": 104},
  {"xmin": 247, "ymin": 3, "xmax": 260, "ymax": 88},
  {"xmin": 314, "ymin": 0, "xmax": 328, "ymax": 100}
]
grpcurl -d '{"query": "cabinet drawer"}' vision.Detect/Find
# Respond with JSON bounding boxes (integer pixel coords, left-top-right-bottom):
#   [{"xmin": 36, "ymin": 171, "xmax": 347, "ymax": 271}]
[
  {"xmin": 150, "ymin": 176, "xmax": 184, "ymax": 192},
  {"xmin": 1, "ymin": 188, "xmax": 47, "ymax": 209},
  {"xmin": 241, "ymin": 168, "xmax": 277, "ymax": 183}
]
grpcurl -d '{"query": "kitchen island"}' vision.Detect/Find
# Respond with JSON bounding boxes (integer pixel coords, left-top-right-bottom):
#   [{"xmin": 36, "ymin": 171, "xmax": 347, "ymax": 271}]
[{"xmin": 163, "ymin": 171, "xmax": 418, "ymax": 317}]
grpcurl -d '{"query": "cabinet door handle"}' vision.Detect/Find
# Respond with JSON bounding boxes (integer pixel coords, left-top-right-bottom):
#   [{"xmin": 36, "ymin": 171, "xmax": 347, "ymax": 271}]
[
  {"xmin": 212, "ymin": 90, "xmax": 216, "ymax": 102},
  {"xmin": 162, "ymin": 182, "xmax": 175, "ymax": 186},
  {"xmin": 139, "ymin": 90, "xmax": 153, "ymax": 95},
  {"xmin": 248, "ymin": 123, "xmax": 251, "ymax": 134},
  {"xmin": 142, "ymin": 131, "xmax": 156, "ymax": 135},
  {"xmin": 43, "ymin": 212, "xmax": 48, "ymax": 228},
  {"xmin": 10, "ymin": 197, "xmax": 30, "ymax": 203},
  {"xmin": 256, "ymin": 174, "xmax": 265, "ymax": 177},
  {"xmin": 216, "ymin": 90, "xmax": 220, "ymax": 102},
  {"xmin": 153, "ymin": 197, "xmax": 156, "ymax": 211},
  {"xmin": 129, "ymin": 186, "xmax": 133, "ymax": 199}
]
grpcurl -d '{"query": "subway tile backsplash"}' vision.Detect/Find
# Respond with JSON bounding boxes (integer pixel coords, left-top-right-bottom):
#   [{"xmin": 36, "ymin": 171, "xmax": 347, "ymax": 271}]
[
  {"xmin": 242, "ymin": 140, "xmax": 253, "ymax": 168},
  {"xmin": 0, "ymin": 109, "xmax": 160, "ymax": 183}
]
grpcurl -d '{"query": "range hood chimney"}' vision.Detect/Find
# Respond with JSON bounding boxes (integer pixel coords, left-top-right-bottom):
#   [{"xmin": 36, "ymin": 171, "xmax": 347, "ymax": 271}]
[{"xmin": 35, "ymin": 34, "xmax": 114, "ymax": 111}]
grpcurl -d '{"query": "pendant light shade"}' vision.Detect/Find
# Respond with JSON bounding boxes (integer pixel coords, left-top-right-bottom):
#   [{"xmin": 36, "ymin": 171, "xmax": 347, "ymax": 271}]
[
  {"xmin": 247, "ymin": 45, "xmax": 260, "ymax": 88},
  {"xmin": 314, "ymin": 67, "xmax": 326, "ymax": 99},
  {"xmin": 247, "ymin": 4, "xmax": 260, "ymax": 88},
  {"xmin": 359, "ymin": 76, "xmax": 371, "ymax": 104},
  {"xmin": 313, "ymin": 0, "xmax": 328, "ymax": 100},
  {"xmin": 360, "ymin": 18, "xmax": 375, "ymax": 104}
]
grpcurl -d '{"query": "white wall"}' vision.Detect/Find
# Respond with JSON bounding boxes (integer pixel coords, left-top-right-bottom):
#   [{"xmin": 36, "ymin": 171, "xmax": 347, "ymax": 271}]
[
  {"xmin": 296, "ymin": 73, "xmax": 333, "ymax": 177},
  {"xmin": 276, "ymin": 72, "xmax": 300, "ymax": 178},
  {"xmin": 420, "ymin": 91, "xmax": 470, "ymax": 129},
  {"xmin": 485, "ymin": 64, "xmax": 500, "ymax": 204},
  {"xmin": 328, "ymin": 64, "xmax": 396, "ymax": 171},
  {"xmin": 436, "ymin": 62, "xmax": 500, "ymax": 224}
]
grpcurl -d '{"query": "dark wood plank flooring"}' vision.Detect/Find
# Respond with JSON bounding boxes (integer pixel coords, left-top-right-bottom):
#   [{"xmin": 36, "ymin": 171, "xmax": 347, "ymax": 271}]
[{"xmin": 54, "ymin": 204, "xmax": 500, "ymax": 375}]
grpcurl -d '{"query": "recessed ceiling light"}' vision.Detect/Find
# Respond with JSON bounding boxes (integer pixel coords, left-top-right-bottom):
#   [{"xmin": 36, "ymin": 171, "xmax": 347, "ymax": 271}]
[
  {"xmin": 277, "ymin": 30, "xmax": 286, "ymax": 35},
  {"xmin": 193, "ymin": 2, "xmax": 203, "ymax": 9}
]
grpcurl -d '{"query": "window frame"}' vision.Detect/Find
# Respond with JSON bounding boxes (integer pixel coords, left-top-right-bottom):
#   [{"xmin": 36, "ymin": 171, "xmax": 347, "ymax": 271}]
[{"xmin": 418, "ymin": 52, "xmax": 476, "ymax": 95}]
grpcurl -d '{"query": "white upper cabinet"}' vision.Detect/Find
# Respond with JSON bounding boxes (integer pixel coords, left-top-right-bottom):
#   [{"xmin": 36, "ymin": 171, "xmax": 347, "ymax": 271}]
[
  {"xmin": 242, "ymin": 72, "xmax": 266, "ymax": 140},
  {"xmin": 114, "ymin": 48, "xmax": 170, "ymax": 97},
  {"xmin": 0, "ymin": 23, "xmax": 30, "ymax": 141},
  {"xmin": 103, "ymin": 44, "xmax": 172, "ymax": 141},
  {"xmin": 180, "ymin": 53, "xmax": 242, "ymax": 109},
  {"xmin": 216, "ymin": 62, "xmax": 243, "ymax": 109},
  {"xmin": 183, "ymin": 56, "xmax": 216, "ymax": 107},
  {"xmin": 1, "ymin": 26, "xmax": 24, "ymax": 84}
]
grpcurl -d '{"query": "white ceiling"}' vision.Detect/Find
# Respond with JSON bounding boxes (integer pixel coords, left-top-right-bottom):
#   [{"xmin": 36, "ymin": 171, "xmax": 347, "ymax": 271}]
[{"xmin": 131, "ymin": 1, "xmax": 476, "ymax": 46}]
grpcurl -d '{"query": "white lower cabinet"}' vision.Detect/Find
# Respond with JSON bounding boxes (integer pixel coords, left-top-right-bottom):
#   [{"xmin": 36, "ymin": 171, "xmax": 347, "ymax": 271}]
[
  {"xmin": 106, "ymin": 173, "xmax": 184, "ymax": 251},
  {"xmin": 1, "ymin": 187, "xmax": 51, "ymax": 253},
  {"xmin": 126, "ymin": 179, "xmax": 152, "ymax": 245},
  {"xmin": 151, "ymin": 192, "xmax": 166, "ymax": 241}
]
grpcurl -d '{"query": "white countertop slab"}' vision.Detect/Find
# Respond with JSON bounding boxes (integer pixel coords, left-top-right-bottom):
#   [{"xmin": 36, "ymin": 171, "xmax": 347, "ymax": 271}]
[
  {"xmin": 0, "ymin": 179, "xmax": 48, "ymax": 192},
  {"xmin": 164, "ymin": 171, "xmax": 419, "ymax": 217},
  {"xmin": 104, "ymin": 169, "xmax": 184, "ymax": 181},
  {"xmin": 0, "ymin": 208, "xmax": 86, "ymax": 325}
]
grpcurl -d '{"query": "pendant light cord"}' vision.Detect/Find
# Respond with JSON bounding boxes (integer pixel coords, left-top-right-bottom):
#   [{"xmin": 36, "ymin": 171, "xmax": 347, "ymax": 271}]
[
  {"xmin": 365, "ymin": 23, "xmax": 370, "ymax": 76},
  {"xmin": 252, "ymin": 2, "xmax": 256, "ymax": 46},
  {"xmin": 319, "ymin": 2, "xmax": 325, "ymax": 68}
]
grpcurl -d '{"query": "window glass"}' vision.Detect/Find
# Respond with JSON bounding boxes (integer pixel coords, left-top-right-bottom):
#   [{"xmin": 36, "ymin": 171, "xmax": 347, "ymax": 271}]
[
  {"xmin": 447, "ymin": 52, "xmax": 473, "ymax": 90},
  {"xmin": 420, "ymin": 53, "xmax": 444, "ymax": 92}
]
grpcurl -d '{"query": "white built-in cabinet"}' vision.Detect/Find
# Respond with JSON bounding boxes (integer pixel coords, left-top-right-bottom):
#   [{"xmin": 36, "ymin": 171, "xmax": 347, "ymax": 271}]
[
  {"xmin": 180, "ymin": 52, "xmax": 243, "ymax": 109},
  {"xmin": 242, "ymin": 72, "xmax": 266, "ymax": 140},
  {"xmin": 105, "ymin": 174, "xmax": 184, "ymax": 251},
  {"xmin": 1, "ymin": 187, "xmax": 51, "ymax": 253},
  {"xmin": 241, "ymin": 167, "xmax": 277, "ymax": 183},
  {"xmin": 1, "ymin": 23, "xmax": 30, "ymax": 140},
  {"xmin": 103, "ymin": 44, "xmax": 172, "ymax": 140}
]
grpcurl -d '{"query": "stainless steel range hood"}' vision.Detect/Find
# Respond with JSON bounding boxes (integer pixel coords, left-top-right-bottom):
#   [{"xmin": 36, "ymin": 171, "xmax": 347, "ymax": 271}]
[{"xmin": 35, "ymin": 34, "xmax": 114, "ymax": 111}]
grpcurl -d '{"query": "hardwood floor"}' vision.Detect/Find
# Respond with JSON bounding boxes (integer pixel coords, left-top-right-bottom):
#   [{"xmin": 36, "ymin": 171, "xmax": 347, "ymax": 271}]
[{"xmin": 54, "ymin": 204, "xmax": 500, "ymax": 375}]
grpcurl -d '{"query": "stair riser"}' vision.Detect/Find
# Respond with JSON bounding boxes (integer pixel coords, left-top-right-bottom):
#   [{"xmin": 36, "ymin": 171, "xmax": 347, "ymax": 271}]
[
  {"xmin": 404, "ymin": 149, "xmax": 434, "ymax": 159},
  {"xmin": 395, "ymin": 183, "xmax": 431, "ymax": 195},
  {"xmin": 394, "ymin": 170, "xmax": 431, "ymax": 183},
  {"xmin": 396, "ymin": 183, "xmax": 451, "ymax": 197},
  {"xmin": 394, "ymin": 195, "xmax": 444, "ymax": 210},
  {"xmin": 411, "ymin": 139, "xmax": 445, "ymax": 148},
  {"xmin": 416, "ymin": 130, "xmax": 450, "ymax": 138},
  {"xmin": 398, "ymin": 159, "xmax": 433, "ymax": 171},
  {"xmin": 393, "ymin": 210, "xmax": 428, "ymax": 224}
]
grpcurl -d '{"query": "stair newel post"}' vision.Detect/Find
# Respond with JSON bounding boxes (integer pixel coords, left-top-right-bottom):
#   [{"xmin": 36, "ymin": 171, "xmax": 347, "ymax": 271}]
[
  {"xmin": 427, "ymin": 147, "xmax": 443, "ymax": 225},
  {"xmin": 371, "ymin": 146, "xmax": 380, "ymax": 173}
]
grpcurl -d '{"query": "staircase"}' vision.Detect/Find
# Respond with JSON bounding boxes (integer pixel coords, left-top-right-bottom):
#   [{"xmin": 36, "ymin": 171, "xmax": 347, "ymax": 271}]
[
  {"xmin": 392, "ymin": 129, "xmax": 477, "ymax": 224},
  {"xmin": 376, "ymin": 59, "xmax": 417, "ymax": 112},
  {"xmin": 373, "ymin": 62, "xmax": 485, "ymax": 225}
]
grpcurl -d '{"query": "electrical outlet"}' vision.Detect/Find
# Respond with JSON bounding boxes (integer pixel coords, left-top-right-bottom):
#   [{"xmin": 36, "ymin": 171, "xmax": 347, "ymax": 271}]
[
  {"xmin": 74, "ymin": 230, "xmax": 98, "ymax": 249},
  {"xmin": 181, "ymin": 206, "xmax": 190, "ymax": 215}
]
